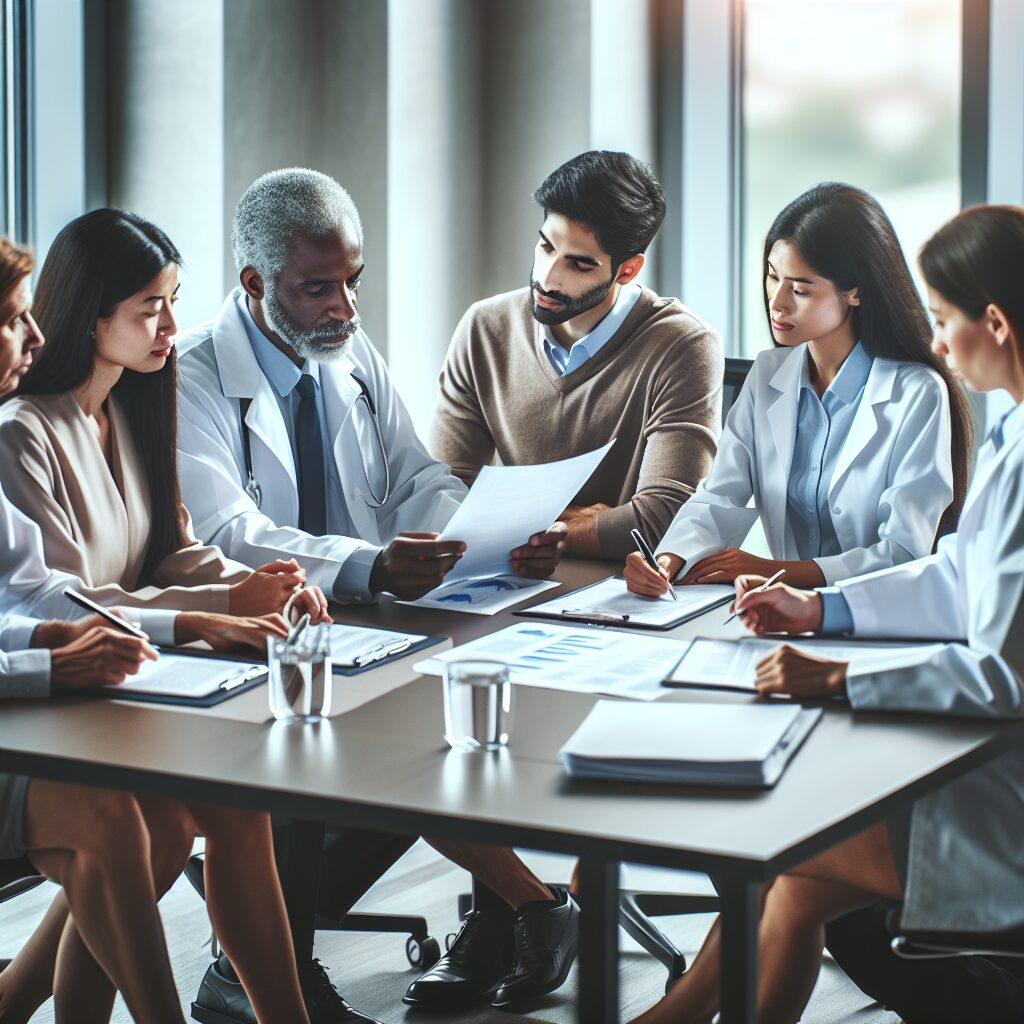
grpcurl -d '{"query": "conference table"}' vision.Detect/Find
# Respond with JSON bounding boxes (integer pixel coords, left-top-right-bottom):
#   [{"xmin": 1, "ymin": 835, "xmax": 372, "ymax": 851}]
[{"xmin": 0, "ymin": 558, "xmax": 1020, "ymax": 1024}]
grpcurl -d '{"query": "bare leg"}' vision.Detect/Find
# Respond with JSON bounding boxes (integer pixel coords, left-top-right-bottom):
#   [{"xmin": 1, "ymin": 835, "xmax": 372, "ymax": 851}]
[
  {"xmin": 427, "ymin": 839, "xmax": 552, "ymax": 908},
  {"xmin": 0, "ymin": 893, "xmax": 67, "ymax": 1024},
  {"xmin": 23, "ymin": 780, "xmax": 186, "ymax": 1024},
  {"xmin": 188, "ymin": 804, "xmax": 309, "ymax": 1024},
  {"xmin": 51, "ymin": 796, "xmax": 195, "ymax": 1024},
  {"xmin": 628, "ymin": 822, "xmax": 903, "ymax": 1024}
]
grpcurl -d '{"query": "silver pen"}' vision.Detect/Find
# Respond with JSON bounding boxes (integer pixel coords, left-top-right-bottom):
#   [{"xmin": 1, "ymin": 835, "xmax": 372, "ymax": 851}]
[
  {"xmin": 723, "ymin": 568, "xmax": 786, "ymax": 625},
  {"xmin": 351, "ymin": 638, "xmax": 413, "ymax": 668}
]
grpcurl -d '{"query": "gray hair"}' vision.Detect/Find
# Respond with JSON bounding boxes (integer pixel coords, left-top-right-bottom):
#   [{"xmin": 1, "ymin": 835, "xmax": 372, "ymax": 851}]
[{"xmin": 230, "ymin": 167, "xmax": 363, "ymax": 284}]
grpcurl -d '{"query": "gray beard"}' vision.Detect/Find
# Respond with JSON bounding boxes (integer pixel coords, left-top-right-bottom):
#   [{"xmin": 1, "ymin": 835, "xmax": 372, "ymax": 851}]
[{"xmin": 263, "ymin": 287, "xmax": 359, "ymax": 364}]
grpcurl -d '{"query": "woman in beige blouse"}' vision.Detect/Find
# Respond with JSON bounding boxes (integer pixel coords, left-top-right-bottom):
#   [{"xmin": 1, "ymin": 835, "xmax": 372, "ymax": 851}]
[{"xmin": 0, "ymin": 210, "xmax": 320, "ymax": 1024}]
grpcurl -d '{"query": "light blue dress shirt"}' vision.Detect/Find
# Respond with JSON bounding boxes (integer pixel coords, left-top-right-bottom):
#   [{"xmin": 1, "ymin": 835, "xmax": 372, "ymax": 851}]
[
  {"xmin": 787, "ymin": 341, "xmax": 873, "ymax": 562},
  {"xmin": 818, "ymin": 404, "xmax": 1015, "ymax": 636},
  {"xmin": 542, "ymin": 282, "xmax": 642, "ymax": 376},
  {"xmin": 240, "ymin": 301, "xmax": 376, "ymax": 600}
]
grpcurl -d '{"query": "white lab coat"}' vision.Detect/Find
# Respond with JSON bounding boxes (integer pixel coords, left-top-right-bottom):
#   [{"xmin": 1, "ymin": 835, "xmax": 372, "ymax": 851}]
[
  {"xmin": 834, "ymin": 401, "xmax": 1024, "ymax": 932},
  {"xmin": 175, "ymin": 290, "xmax": 467, "ymax": 602},
  {"xmin": 656, "ymin": 344, "xmax": 954, "ymax": 583}
]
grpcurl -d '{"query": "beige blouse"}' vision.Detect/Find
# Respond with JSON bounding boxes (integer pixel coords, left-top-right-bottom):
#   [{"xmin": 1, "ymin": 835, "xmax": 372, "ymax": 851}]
[{"xmin": 0, "ymin": 392, "xmax": 249, "ymax": 612}]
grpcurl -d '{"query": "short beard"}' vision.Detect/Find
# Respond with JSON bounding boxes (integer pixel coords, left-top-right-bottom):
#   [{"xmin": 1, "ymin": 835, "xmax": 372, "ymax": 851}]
[
  {"xmin": 529, "ymin": 272, "xmax": 616, "ymax": 326},
  {"xmin": 263, "ymin": 284, "xmax": 360, "ymax": 364}
]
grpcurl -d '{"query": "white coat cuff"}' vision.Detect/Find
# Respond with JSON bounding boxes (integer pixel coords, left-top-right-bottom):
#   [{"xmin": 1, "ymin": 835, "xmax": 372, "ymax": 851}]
[
  {"xmin": 845, "ymin": 670, "xmax": 883, "ymax": 711},
  {"xmin": 1, "ymin": 649, "xmax": 52, "ymax": 698},
  {"xmin": 0, "ymin": 615, "xmax": 43, "ymax": 653},
  {"xmin": 333, "ymin": 545, "xmax": 383, "ymax": 604},
  {"xmin": 125, "ymin": 609, "xmax": 179, "ymax": 646},
  {"xmin": 812, "ymin": 553, "xmax": 858, "ymax": 586}
]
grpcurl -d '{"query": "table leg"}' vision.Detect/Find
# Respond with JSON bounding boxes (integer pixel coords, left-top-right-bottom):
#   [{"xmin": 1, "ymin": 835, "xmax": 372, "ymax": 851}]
[
  {"xmin": 719, "ymin": 878, "xmax": 760, "ymax": 1024},
  {"xmin": 577, "ymin": 857, "xmax": 619, "ymax": 1024},
  {"xmin": 279, "ymin": 819, "xmax": 326, "ymax": 964}
]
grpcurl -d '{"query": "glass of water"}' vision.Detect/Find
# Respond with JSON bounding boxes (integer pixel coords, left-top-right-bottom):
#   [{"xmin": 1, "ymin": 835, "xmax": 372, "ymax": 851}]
[
  {"xmin": 268, "ymin": 625, "xmax": 332, "ymax": 724},
  {"xmin": 443, "ymin": 659, "xmax": 512, "ymax": 752}
]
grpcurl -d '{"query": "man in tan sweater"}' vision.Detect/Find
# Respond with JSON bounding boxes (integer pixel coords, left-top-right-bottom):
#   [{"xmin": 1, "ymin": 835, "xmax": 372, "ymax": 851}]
[{"xmin": 431, "ymin": 150, "xmax": 723, "ymax": 559}]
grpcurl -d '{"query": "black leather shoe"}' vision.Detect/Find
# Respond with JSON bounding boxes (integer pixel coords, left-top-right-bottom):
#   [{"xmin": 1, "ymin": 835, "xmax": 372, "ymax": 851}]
[
  {"xmin": 491, "ymin": 885, "xmax": 580, "ymax": 1008},
  {"xmin": 301, "ymin": 957, "xmax": 386, "ymax": 1023},
  {"xmin": 403, "ymin": 909, "xmax": 515, "ymax": 1007},
  {"xmin": 190, "ymin": 956, "xmax": 384, "ymax": 1024},
  {"xmin": 191, "ymin": 959, "xmax": 256, "ymax": 1024}
]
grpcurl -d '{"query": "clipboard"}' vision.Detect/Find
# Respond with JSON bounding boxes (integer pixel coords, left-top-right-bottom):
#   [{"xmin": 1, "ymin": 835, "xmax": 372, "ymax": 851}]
[
  {"xmin": 95, "ymin": 652, "xmax": 269, "ymax": 708},
  {"xmin": 516, "ymin": 576, "xmax": 733, "ymax": 631}
]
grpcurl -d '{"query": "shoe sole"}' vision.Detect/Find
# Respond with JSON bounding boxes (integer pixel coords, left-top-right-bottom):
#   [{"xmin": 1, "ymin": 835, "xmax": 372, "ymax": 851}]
[
  {"xmin": 490, "ymin": 936, "xmax": 579, "ymax": 1009},
  {"xmin": 190, "ymin": 1003, "xmax": 245, "ymax": 1024}
]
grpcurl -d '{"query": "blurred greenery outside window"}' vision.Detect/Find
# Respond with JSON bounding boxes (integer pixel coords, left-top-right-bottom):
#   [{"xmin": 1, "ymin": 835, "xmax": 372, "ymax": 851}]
[{"xmin": 740, "ymin": 0, "xmax": 962, "ymax": 356}]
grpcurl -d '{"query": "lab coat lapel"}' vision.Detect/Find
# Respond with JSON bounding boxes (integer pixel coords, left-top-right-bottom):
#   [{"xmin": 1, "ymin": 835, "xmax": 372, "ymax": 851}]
[
  {"xmin": 827, "ymin": 358, "xmax": 896, "ymax": 498},
  {"xmin": 211, "ymin": 289, "xmax": 297, "ymax": 494},
  {"xmin": 763, "ymin": 347, "xmax": 802, "ymax": 552}
]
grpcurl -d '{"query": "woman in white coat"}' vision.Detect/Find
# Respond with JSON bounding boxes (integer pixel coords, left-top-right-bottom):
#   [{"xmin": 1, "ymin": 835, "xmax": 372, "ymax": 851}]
[
  {"xmin": 625, "ymin": 182, "xmax": 973, "ymax": 597},
  {"xmin": 630, "ymin": 204, "xmax": 1024, "ymax": 1024}
]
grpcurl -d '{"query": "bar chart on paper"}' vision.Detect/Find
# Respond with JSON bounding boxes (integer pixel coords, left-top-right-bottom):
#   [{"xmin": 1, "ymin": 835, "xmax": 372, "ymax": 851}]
[{"xmin": 414, "ymin": 622, "xmax": 688, "ymax": 700}]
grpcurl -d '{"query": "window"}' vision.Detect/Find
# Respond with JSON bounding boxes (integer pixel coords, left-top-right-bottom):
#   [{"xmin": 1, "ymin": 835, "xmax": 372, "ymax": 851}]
[
  {"xmin": 1, "ymin": 0, "xmax": 33, "ymax": 244},
  {"xmin": 739, "ymin": 0, "xmax": 962, "ymax": 355}
]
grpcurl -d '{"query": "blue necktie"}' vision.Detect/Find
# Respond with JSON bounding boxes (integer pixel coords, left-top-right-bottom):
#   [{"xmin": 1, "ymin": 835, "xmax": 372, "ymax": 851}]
[{"xmin": 295, "ymin": 374, "xmax": 327, "ymax": 536}]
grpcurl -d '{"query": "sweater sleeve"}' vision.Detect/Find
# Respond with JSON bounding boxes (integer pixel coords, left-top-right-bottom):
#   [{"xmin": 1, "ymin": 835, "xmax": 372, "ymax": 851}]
[
  {"xmin": 595, "ymin": 323, "xmax": 725, "ymax": 558},
  {"xmin": 429, "ymin": 305, "xmax": 497, "ymax": 487}
]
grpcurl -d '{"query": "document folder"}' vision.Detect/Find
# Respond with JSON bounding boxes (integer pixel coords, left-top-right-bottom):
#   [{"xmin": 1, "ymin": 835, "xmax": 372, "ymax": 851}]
[{"xmin": 560, "ymin": 700, "xmax": 822, "ymax": 788}]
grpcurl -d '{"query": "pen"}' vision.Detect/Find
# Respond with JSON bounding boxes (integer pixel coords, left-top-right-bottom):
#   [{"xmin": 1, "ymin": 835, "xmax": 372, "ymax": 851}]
[
  {"xmin": 631, "ymin": 528, "xmax": 677, "ymax": 601},
  {"xmin": 560, "ymin": 609, "xmax": 630, "ymax": 625},
  {"xmin": 723, "ymin": 568, "xmax": 787, "ymax": 625},
  {"xmin": 64, "ymin": 588, "xmax": 150, "ymax": 640},
  {"xmin": 352, "ymin": 638, "xmax": 413, "ymax": 668},
  {"xmin": 286, "ymin": 612, "xmax": 311, "ymax": 645}
]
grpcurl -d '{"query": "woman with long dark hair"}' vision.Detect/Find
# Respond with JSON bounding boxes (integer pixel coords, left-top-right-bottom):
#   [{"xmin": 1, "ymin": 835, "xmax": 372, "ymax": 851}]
[
  {"xmin": 626, "ymin": 182, "xmax": 972, "ymax": 598},
  {"xmin": 629, "ymin": 204, "xmax": 1024, "ymax": 1024},
  {"xmin": 0, "ymin": 210, "xmax": 321, "ymax": 1023},
  {"xmin": 0, "ymin": 208, "xmax": 329, "ymax": 639}
]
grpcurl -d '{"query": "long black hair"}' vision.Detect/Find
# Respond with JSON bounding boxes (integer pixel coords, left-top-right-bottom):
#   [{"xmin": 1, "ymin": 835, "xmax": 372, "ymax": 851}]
[
  {"xmin": 763, "ymin": 182, "xmax": 973, "ymax": 537},
  {"xmin": 19, "ymin": 208, "xmax": 186, "ymax": 585}
]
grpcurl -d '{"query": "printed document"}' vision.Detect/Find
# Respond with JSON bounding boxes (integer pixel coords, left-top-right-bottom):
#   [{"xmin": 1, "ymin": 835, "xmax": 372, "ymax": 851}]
[
  {"xmin": 439, "ymin": 441, "xmax": 614, "ymax": 581},
  {"xmin": 668, "ymin": 637, "xmax": 947, "ymax": 692},
  {"xmin": 401, "ymin": 575, "xmax": 558, "ymax": 616},
  {"xmin": 102, "ymin": 653, "xmax": 263, "ymax": 699},
  {"xmin": 414, "ymin": 621, "xmax": 687, "ymax": 700}
]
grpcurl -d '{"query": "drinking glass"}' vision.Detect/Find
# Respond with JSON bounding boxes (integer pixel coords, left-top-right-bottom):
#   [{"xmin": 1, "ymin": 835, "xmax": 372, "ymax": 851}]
[{"xmin": 442, "ymin": 659, "xmax": 512, "ymax": 751}]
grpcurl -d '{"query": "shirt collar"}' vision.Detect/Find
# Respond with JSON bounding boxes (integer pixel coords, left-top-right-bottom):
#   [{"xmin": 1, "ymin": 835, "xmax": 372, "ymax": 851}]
[
  {"xmin": 541, "ymin": 281, "xmax": 642, "ymax": 364},
  {"xmin": 991, "ymin": 402, "xmax": 1024, "ymax": 451},
  {"xmin": 239, "ymin": 295, "xmax": 319, "ymax": 398},
  {"xmin": 799, "ymin": 340, "xmax": 872, "ymax": 406}
]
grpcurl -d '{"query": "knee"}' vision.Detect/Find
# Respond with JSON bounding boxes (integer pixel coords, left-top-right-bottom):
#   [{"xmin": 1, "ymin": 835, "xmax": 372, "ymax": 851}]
[
  {"xmin": 771, "ymin": 876, "xmax": 831, "ymax": 929},
  {"xmin": 146, "ymin": 805, "xmax": 196, "ymax": 892},
  {"xmin": 199, "ymin": 808, "xmax": 274, "ymax": 854},
  {"xmin": 74, "ymin": 790, "xmax": 149, "ymax": 863}
]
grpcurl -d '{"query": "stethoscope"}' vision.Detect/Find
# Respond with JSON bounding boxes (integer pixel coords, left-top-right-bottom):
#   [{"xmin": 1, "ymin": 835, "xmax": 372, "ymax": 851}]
[{"xmin": 239, "ymin": 372, "xmax": 391, "ymax": 511}]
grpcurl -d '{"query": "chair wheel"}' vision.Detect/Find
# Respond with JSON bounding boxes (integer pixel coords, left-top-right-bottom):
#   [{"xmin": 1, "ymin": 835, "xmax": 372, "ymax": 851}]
[{"xmin": 406, "ymin": 935, "xmax": 441, "ymax": 969}]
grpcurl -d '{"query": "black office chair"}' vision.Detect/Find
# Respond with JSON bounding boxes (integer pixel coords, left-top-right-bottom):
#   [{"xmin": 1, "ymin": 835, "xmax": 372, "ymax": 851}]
[
  {"xmin": 609, "ymin": 355, "xmax": 754, "ymax": 987},
  {"xmin": 891, "ymin": 916, "xmax": 1024, "ymax": 962},
  {"xmin": 0, "ymin": 855, "xmax": 47, "ymax": 973},
  {"xmin": 184, "ymin": 854, "xmax": 441, "ymax": 969}
]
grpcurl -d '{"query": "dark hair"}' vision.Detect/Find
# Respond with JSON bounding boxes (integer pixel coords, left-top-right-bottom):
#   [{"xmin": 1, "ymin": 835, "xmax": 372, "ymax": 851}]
[
  {"xmin": 763, "ymin": 182, "xmax": 973, "ymax": 538},
  {"xmin": 20, "ymin": 209, "xmax": 186, "ymax": 585},
  {"xmin": 0, "ymin": 238, "xmax": 33, "ymax": 307},
  {"xmin": 533, "ymin": 150, "xmax": 666, "ymax": 267},
  {"xmin": 919, "ymin": 205, "xmax": 1024, "ymax": 339}
]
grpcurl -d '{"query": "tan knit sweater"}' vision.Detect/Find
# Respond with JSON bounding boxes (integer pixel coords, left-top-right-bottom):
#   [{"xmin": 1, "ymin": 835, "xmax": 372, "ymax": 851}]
[{"xmin": 430, "ymin": 286, "xmax": 724, "ymax": 559}]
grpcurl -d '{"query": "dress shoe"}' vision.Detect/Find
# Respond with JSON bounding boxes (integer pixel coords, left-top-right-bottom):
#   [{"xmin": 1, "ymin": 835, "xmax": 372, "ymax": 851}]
[
  {"xmin": 403, "ymin": 909, "xmax": 515, "ymax": 1007},
  {"xmin": 191, "ymin": 955, "xmax": 384, "ymax": 1024},
  {"xmin": 492, "ymin": 885, "xmax": 580, "ymax": 1007},
  {"xmin": 301, "ymin": 957, "xmax": 386, "ymax": 1023}
]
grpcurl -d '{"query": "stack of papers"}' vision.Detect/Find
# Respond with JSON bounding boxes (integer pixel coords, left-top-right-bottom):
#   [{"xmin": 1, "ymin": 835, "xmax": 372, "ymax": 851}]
[
  {"xmin": 667, "ymin": 637, "xmax": 947, "ymax": 692},
  {"xmin": 560, "ymin": 700, "xmax": 822, "ymax": 787},
  {"xmin": 414, "ymin": 622, "xmax": 688, "ymax": 700},
  {"xmin": 101, "ymin": 653, "xmax": 264, "ymax": 699}
]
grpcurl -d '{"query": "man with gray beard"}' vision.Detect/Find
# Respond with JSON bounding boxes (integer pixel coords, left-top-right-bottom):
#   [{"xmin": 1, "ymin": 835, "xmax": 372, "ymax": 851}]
[{"xmin": 175, "ymin": 168, "xmax": 566, "ymax": 1024}]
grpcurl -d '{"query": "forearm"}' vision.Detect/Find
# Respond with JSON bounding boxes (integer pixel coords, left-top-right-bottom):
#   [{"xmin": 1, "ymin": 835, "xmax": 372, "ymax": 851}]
[
  {"xmin": 564, "ymin": 514, "xmax": 604, "ymax": 557},
  {"xmin": 772, "ymin": 559, "xmax": 827, "ymax": 589}
]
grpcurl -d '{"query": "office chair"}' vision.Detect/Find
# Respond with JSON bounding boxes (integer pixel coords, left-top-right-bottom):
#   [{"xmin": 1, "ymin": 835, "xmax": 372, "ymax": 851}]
[
  {"xmin": 0, "ymin": 855, "xmax": 46, "ymax": 973},
  {"xmin": 890, "ymin": 914, "xmax": 1024, "ymax": 962},
  {"xmin": 184, "ymin": 854, "xmax": 442, "ymax": 969}
]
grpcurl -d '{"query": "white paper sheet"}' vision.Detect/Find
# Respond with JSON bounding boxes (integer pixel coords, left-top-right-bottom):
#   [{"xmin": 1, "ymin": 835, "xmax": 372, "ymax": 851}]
[
  {"xmin": 668, "ymin": 637, "xmax": 947, "ymax": 692},
  {"xmin": 326, "ymin": 624, "xmax": 429, "ymax": 668},
  {"xmin": 528, "ymin": 577, "xmax": 733, "ymax": 627},
  {"xmin": 440, "ymin": 441, "xmax": 615, "ymax": 580},
  {"xmin": 400, "ymin": 575, "xmax": 559, "ymax": 615},
  {"xmin": 414, "ymin": 622, "xmax": 687, "ymax": 700},
  {"xmin": 102, "ymin": 653, "xmax": 263, "ymax": 698}
]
